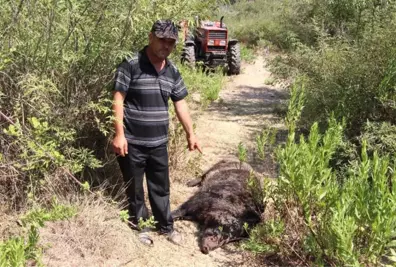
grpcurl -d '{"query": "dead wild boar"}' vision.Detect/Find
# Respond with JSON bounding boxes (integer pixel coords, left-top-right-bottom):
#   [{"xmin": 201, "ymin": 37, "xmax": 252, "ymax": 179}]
[{"xmin": 172, "ymin": 160, "xmax": 264, "ymax": 254}]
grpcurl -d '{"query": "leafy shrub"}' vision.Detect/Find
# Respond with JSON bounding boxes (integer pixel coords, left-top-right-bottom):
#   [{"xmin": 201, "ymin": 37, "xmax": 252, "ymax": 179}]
[
  {"xmin": 240, "ymin": 44, "xmax": 256, "ymax": 63},
  {"xmin": 241, "ymin": 0, "xmax": 396, "ymax": 138},
  {"xmin": 238, "ymin": 142, "xmax": 248, "ymax": 163},
  {"xmin": 21, "ymin": 199, "xmax": 77, "ymax": 227},
  {"xmin": 281, "ymin": 33, "xmax": 396, "ymax": 136},
  {"xmin": 177, "ymin": 64, "xmax": 225, "ymax": 107},
  {"xmin": 0, "ymin": 0, "xmax": 226, "ymax": 204},
  {"xmin": 242, "ymin": 218, "xmax": 285, "ymax": 255},
  {"xmin": 248, "ymin": 82, "xmax": 396, "ymax": 266},
  {"xmin": 138, "ymin": 216, "xmax": 158, "ymax": 231},
  {"xmin": 357, "ymin": 121, "xmax": 396, "ymax": 157},
  {"xmin": 224, "ymin": 0, "xmax": 396, "ymax": 140},
  {"xmin": 0, "ymin": 225, "xmax": 42, "ymax": 267},
  {"xmin": 256, "ymin": 127, "xmax": 277, "ymax": 161},
  {"xmin": 220, "ymin": 0, "xmax": 316, "ymax": 49},
  {"xmin": 331, "ymin": 121, "xmax": 396, "ymax": 180},
  {"xmin": 0, "ymin": 198, "xmax": 77, "ymax": 267}
]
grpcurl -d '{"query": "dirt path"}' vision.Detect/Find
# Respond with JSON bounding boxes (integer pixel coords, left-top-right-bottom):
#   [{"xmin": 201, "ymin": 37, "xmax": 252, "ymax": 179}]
[
  {"xmin": 132, "ymin": 53, "xmax": 287, "ymax": 267},
  {"xmin": 195, "ymin": 54, "xmax": 286, "ymax": 176},
  {"xmin": 39, "ymin": 53, "xmax": 287, "ymax": 267}
]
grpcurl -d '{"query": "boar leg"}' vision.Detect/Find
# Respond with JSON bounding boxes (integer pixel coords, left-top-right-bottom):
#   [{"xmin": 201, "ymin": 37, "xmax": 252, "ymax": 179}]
[{"xmin": 171, "ymin": 207, "xmax": 195, "ymax": 221}]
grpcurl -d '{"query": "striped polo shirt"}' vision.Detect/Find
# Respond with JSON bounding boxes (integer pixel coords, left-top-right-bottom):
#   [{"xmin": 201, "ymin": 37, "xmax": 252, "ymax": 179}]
[{"xmin": 113, "ymin": 46, "xmax": 188, "ymax": 147}]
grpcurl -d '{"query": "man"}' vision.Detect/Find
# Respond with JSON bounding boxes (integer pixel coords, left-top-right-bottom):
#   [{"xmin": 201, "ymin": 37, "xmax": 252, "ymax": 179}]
[{"xmin": 112, "ymin": 19, "xmax": 202, "ymax": 245}]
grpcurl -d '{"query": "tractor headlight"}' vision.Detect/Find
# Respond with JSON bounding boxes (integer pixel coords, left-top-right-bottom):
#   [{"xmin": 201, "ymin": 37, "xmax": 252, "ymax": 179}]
[
  {"xmin": 220, "ymin": 40, "xmax": 226, "ymax": 46},
  {"xmin": 207, "ymin": 39, "xmax": 214, "ymax": 46}
]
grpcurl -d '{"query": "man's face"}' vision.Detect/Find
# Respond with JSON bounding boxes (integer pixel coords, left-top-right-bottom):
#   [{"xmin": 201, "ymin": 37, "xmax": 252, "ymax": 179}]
[{"xmin": 149, "ymin": 33, "xmax": 176, "ymax": 60}]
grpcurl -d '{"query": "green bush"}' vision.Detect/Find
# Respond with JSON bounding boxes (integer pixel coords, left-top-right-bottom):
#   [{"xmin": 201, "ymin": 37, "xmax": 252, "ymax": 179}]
[
  {"xmin": 280, "ymin": 32, "xmax": 396, "ymax": 136},
  {"xmin": 255, "ymin": 127, "xmax": 277, "ymax": 161},
  {"xmin": 176, "ymin": 64, "xmax": 225, "ymax": 107},
  {"xmin": 242, "ymin": 218, "xmax": 285, "ymax": 255},
  {"xmin": 21, "ymin": 199, "xmax": 77, "ymax": 227},
  {"xmin": 0, "ymin": 0, "xmax": 226, "ymax": 204},
  {"xmin": 238, "ymin": 142, "xmax": 248, "ymax": 163},
  {"xmin": 0, "ymin": 199, "xmax": 76, "ymax": 267},
  {"xmin": 224, "ymin": 0, "xmax": 396, "ymax": 48},
  {"xmin": 220, "ymin": 0, "xmax": 317, "ymax": 49},
  {"xmin": 0, "ymin": 225, "xmax": 42, "ymax": 267},
  {"xmin": 240, "ymin": 44, "xmax": 256, "ymax": 63},
  {"xmin": 331, "ymin": 121, "xmax": 396, "ymax": 179},
  {"xmin": 358, "ymin": 121, "xmax": 396, "ymax": 157},
  {"xmin": 248, "ymin": 83, "xmax": 396, "ymax": 266},
  {"xmin": 224, "ymin": 0, "xmax": 396, "ymax": 140}
]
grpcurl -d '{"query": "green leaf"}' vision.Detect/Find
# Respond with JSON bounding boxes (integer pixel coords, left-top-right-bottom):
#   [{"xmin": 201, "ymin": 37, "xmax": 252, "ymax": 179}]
[
  {"xmin": 386, "ymin": 240, "xmax": 396, "ymax": 250},
  {"xmin": 318, "ymin": 190, "xmax": 327, "ymax": 201},
  {"xmin": 81, "ymin": 181, "xmax": 90, "ymax": 192},
  {"xmin": 30, "ymin": 117, "xmax": 40, "ymax": 129}
]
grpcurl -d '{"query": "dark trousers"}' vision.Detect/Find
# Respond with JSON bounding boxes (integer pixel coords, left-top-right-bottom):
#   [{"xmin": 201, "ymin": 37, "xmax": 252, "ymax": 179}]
[{"xmin": 117, "ymin": 143, "xmax": 173, "ymax": 233}]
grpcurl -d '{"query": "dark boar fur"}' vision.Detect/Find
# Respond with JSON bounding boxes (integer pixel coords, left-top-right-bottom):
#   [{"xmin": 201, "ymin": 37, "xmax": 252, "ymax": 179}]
[{"xmin": 172, "ymin": 160, "xmax": 264, "ymax": 254}]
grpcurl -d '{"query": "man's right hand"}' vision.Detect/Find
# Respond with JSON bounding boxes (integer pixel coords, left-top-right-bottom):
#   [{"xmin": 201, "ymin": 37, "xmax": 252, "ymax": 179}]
[{"xmin": 112, "ymin": 135, "xmax": 128, "ymax": 157}]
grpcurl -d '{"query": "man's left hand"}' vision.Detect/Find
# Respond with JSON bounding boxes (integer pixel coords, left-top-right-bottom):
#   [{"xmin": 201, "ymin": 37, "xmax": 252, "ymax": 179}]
[{"xmin": 187, "ymin": 134, "xmax": 202, "ymax": 154}]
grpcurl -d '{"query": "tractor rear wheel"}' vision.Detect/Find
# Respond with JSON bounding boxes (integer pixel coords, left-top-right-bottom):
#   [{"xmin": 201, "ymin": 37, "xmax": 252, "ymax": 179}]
[
  {"xmin": 181, "ymin": 45, "xmax": 196, "ymax": 68},
  {"xmin": 227, "ymin": 42, "xmax": 241, "ymax": 75}
]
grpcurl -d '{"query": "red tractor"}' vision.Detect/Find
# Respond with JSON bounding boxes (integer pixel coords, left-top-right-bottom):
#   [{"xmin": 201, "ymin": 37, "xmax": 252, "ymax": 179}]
[{"xmin": 180, "ymin": 16, "xmax": 241, "ymax": 75}]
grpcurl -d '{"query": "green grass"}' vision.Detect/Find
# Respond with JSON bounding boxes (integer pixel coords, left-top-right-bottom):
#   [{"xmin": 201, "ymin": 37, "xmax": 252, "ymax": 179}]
[
  {"xmin": 0, "ymin": 199, "xmax": 78, "ymax": 267},
  {"xmin": 247, "ymin": 83, "xmax": 396, "ymax": 266},
  {"xmin": 240, "ymin": 44, "xmax": 256, "ymax": 63},
  {"xmin": 0, "ymin": 226, "xmax": 42, "ymax": 267},
  {"xmin": 242, "ymin": 219, "xmax": 285, "ymax": 255},
  {"xmin": 177, "ymin": 63, "xmax": 225, "ymax": 107},
  {"xmin": 238, "ymin": 142, "xmax": 248, "ymax": 163},
  {"xmin": 21, "ymin": 200, "xmax": 77, "ymax": 227}
]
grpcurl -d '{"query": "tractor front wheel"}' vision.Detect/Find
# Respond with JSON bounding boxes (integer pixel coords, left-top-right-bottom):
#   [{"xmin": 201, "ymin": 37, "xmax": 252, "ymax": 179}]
[
  {"xmin": 181, "ymin": 45, "xmax": 196, "ymax": 68},
  {"xmin": 227, "ymin": 42, "xmax": 241, "ymax": 75}
]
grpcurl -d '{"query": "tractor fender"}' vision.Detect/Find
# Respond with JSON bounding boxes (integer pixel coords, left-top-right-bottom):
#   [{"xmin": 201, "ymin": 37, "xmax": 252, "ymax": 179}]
[
  {"xmin": 185, "ymin": 40, "xmax": 196, "ymax": 46},
  {"xmin": 228, "ymin": 39, "xmax": 239, "ymax": 46}
]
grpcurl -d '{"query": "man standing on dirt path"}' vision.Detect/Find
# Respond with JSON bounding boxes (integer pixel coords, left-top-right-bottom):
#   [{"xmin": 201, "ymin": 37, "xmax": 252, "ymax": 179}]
[{"xmin": 112, "ymin": 19, "xmax": 202, "ymax": 246}]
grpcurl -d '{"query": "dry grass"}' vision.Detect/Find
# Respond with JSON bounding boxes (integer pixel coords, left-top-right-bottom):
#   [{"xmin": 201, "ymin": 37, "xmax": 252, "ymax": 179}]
[
  {"xmin": 39, "ymin": 196, "xmax": 138, "ymax": 267},
  {"xmin": 0, "ymin": 160, "xmax": 259, "ymax": 267},
  {"xmin": 0, "ymin": 207, "xmax": 23, "ymax": 242},
  {"xmin": 0, "ymin": 160, "xmax": 26, "ymax": 211},
  {"xmin": 35, "ymin": 181, "xmax": 258, "ymax": 267},
  {"xmin": 21, "ymin": 152, "xmax": 253, "ymax": 267}
]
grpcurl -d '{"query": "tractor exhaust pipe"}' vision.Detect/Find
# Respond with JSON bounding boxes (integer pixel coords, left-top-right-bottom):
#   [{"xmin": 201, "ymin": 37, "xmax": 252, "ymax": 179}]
[{"xmin": 220, "ymin": 16, "xmax": 224, "ymax": 28}]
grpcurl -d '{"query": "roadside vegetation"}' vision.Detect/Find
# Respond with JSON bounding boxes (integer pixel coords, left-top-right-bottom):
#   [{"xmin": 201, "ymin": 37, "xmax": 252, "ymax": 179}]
[
  {"xmin": 0, "ymin": 1, "xmax": 226, "ymax": 266},
  {"xmin": 225, "ymin": 0, "xmax": 396, "ymax": 266},
  {"xmin": 2, "ymin": 0, "xmax": 395, "ymax": 266}
]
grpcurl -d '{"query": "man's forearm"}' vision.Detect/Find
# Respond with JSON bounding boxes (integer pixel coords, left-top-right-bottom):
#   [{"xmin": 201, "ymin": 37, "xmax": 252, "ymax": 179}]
[
  {"xmin": 174, "ymin": 99, "xmax": 194, "ymax": 136},
  {"xmin": 113, "ymin": 91, "xmax": 126, "ymax": 136}
]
